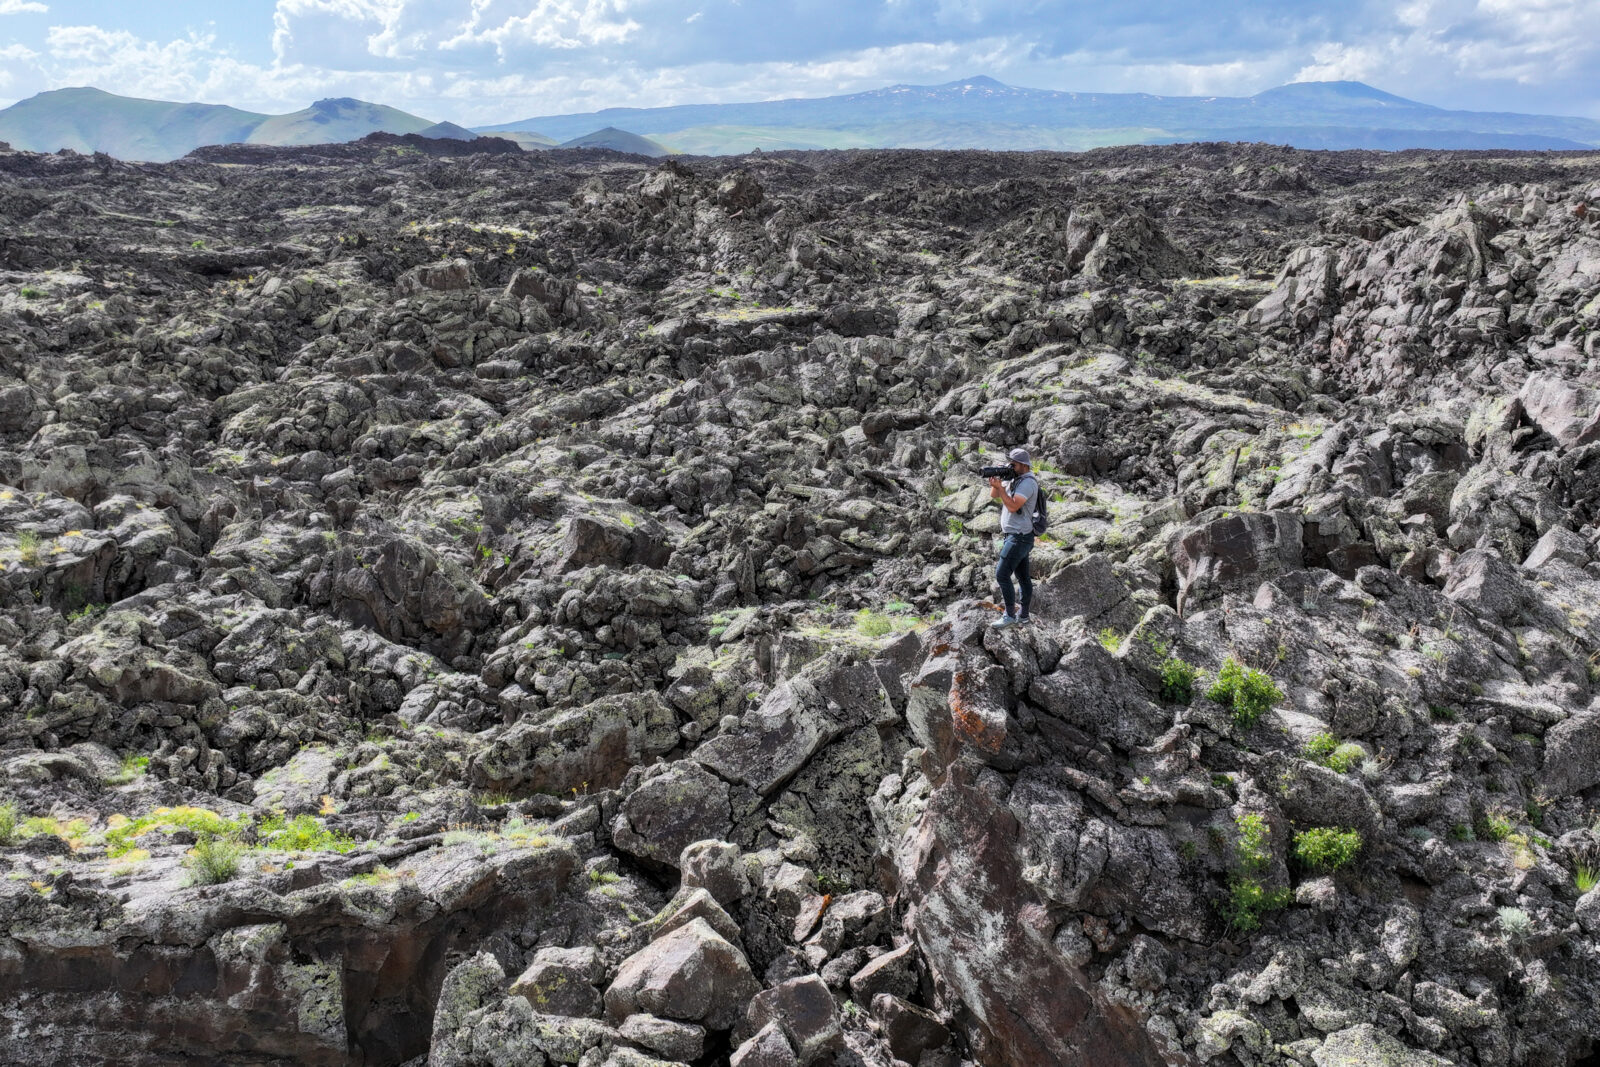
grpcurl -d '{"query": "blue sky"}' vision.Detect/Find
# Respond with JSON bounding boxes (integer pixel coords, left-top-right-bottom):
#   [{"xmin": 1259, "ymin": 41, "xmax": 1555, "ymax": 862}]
[{"xmin": 1, "ymin": 0, "xmax": 1596, "ymax": 124}]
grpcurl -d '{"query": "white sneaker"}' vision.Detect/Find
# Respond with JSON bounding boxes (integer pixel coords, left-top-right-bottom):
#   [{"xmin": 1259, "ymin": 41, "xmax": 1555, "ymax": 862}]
[{"xmin": 992, "ymin": 614, "xmax": 1019, "ymax": 629}]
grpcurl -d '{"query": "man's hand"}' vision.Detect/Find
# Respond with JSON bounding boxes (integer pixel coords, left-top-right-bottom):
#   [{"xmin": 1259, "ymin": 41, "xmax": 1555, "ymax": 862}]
[{"xmin": 987, "ymin": 476, "xmax": 1004, "ymax": 498}]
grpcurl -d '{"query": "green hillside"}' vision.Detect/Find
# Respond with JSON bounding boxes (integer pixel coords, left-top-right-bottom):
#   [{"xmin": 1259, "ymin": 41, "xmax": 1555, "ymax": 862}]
[
  {"xmin": 246, "ymin": 98, "xmax": 434, "ymax": 147},
  {"xmin": 0, "ymin": 87, "xmax": 266, "ymax": 162},
  {"xmin": 558, "ymin": 127, "xmax": 672, "ymax": 157},
  {"xmin": 0, "ymin": 88, "xmax": 440, "ymax": 161}
]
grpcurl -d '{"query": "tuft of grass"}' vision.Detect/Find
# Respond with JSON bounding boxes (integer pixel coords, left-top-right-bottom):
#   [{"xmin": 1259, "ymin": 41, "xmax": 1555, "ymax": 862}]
[
  {"xmin": 1098, "ymin": 627, "xmax": 1123, "ymax": 653},
  {"xmin": 1576, "ymin": 865, "xmax": 1599, "ymax": 893},
  {"xmin": 1303, "ymin": 733, "xmax": 1364, "ymax": 773},
  {"xmin": 256, "ymin": 812, "xmax": 356, "ymax": 853},
  {"xmin": 19, "ymin": 286, "xmax": 44, "ymax": 300},
  {"xmin": 16, "ymin": 530, "xmax": 41, "ymax": 566},
  {"xmin": 183, "ymin": 834, "xmax": 242, "ymax": 885},
  {"xmin": 1159, "ymin": 656, "xmax": 1197, "ymax": 704},
  {"xmin": 0, "ymin": 801, "xmax": 16, "ymax": 845},
  {"xmin": 106, "ymin": 806, "xmax": 247, "ymax": 858},
  {"xmin": 1207, "ymin": 657, "xmax": 1283, "ymax": 729},
  {"xmin": 108, "ymin": 848, "xmax": 151, "ymax": 877},
  {"xmin": 1292, "ymin": 827, "xmax": 1362, "ymax": 871},
  {"xmin": 106, "ymin": 753, "xmax": 150, "ymax": 786},
  {"xmin": 855, "ymin": 610, "xmax": 892, "ymax": 638},
  {"xmin": 1479, "ymin": 812, "xmax": 1515, "ymax": 842}
]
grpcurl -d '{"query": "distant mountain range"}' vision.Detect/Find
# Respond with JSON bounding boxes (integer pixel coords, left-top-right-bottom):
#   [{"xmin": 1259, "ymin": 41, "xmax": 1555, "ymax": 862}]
[
  {"xmin": 0, "ymin": 88, "xmax": 442, "ymax": 161},
  {"xmin": 479, "ymin": 75, "xmax": 1600, "ymax": 153},
  {"xmin": 1, "ymin": 77, "xmax": 1596, "ymax": 162}
]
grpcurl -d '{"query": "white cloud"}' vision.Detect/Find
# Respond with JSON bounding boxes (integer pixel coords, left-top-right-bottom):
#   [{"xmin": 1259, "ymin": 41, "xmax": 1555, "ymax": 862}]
[
  {"xmin": 2, "ymin": 0, "xmax": 1597, "ymax": 130},
  {"xmin": 0, "ymin": 0, "xmax": 48, "ymax": 14},
  {"xmin": 1289, "ymin": 0, "xmax": 1600, "ymax": 112},
  {"xmin": 437, "ymin": 0, "xmax": 643, "ymax": 56}
]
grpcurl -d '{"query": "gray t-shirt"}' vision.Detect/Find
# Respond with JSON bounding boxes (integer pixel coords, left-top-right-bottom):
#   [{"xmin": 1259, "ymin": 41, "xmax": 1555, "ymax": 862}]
[{"xmin": 999, "ymin": 474, "xmax": 1038, "ymax": 536}]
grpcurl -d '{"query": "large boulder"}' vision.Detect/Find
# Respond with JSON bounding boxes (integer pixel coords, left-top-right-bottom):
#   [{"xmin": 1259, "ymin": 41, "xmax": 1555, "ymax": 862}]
[
  {"xmin": 469, "ymin": 691, "xmax": 680, "ymax": 796},
  {"xmin": 1443, "ymin": 548, "xmax": 1524, "ymax": 623},
  {"xmin": 1540, "ymin": 702, "xmax": 1600, "ymax": 799},
  {"xmin": 509, "ymin": 946, "xmax": 605, "ymax": 1018},
  {"xmin": 603, "ymin": 919, "xmax": 760, "ymax": 1031},
  {"xmin": 613, "ymin": 762, "xmax": 733, "ymax": 867},
  {"xmin": 396, "ymin": 258, "xmax": 475, "ymax": 295},
  {"xmin": 739, "ymin": 976, "xmax": 842, "ymax": 1065},
  {"xmin": 1171, "ymin": 509, "xmax": 1304, "ymax": 613},
  {"xmin": 1519, "ymin": 372, "xmax": 1600, "ymax": 450},
  {"xmin": 896, "ymin": 768, "xmax": 1168, "ymax": 1066},
  {"xmin": 1311, "ymin": 1023, "xmax": 1454, "ymax": 1066}
]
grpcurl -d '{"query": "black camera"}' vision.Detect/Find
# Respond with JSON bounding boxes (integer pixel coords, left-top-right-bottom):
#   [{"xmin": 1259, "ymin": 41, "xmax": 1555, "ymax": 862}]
[{"xmin": 977, "ymin": 465, "xmax": 1014, "ymax": 479}]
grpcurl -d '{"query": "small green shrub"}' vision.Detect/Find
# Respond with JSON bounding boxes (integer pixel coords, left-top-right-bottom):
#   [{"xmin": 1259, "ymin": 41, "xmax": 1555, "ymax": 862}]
[
  {"xmin": 1496, "ymin": 905, "xmax": 1532, "ymax": 943},
  {"xmin": 1207, "ymin": 657, "xmax": 1283, "ymax": 728},
  {"xmin": 1159, "ymin": 656, "xmax": 1197, "ymax": 704},
  {"xmin": 1303, "ymin": 731, "xmax": 1338, "ymax": 763},
  {"xmin": 1449, "ymin": 823, "xmax": 1475, "ymax": 841},
  {"xmin": 1304, "ymin": 733, "xmax": 1365, "ymax": 773},
  {"xmin": 19, "ymin": 287, "xmax": 43, "ymax": 300},
  {"xmin": 184, "ymin": 834, "xmax": 242, "ymax": 885},
  {"xmin": 1098, "ymin": 627, "xmax": 1123, "ymax": 653},
  {"xmin": 1479, "ymin": 812, "xmax": 1515, "ymax": 842},
  {"xmin": 1224, "ymin": 813, "xmax": 1290, "ymax": 932},
  {"xmin": 1226, "ymin": 878, "xmax": 1292, "ymax": 933},
  {"xmin": 1576, "ymin": 865, "xmax": 1599, "ymax": 893},
  {"xmin": 0, "ymin": 801, "xmax": 16, "ymax": 845},
  {"xmin": 1293, "ymin": 827, "xmax": 1362, "ymax": 871},
  {"xmin": 855, "ymin": 610, "xmax": 892, "ymax": 638}
]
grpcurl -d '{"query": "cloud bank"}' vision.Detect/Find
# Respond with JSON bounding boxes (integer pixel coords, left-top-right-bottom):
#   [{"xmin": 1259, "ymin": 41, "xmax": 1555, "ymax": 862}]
[{"xmin": 0, "ymin": 0, "xmax": 1595, "ymax": 125}]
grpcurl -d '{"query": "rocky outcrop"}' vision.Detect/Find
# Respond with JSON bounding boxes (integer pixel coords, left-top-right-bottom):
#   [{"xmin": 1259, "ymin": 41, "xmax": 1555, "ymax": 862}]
[{"xmin": 5, "ymin": 139, "xmax": 1600, "ymax": 1067}]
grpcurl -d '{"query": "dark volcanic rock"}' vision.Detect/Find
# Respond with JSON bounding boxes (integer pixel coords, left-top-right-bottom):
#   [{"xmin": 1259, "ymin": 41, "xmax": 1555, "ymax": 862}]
[{"xmin": 4, "ymin": 139, "xmax": 1600, "ymax": 1067}]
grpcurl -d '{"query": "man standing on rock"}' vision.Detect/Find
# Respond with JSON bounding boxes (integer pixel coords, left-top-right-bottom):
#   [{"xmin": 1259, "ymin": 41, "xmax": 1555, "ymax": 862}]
[{"xmin": 989, "ymin": 447, "xmax": 1038, "ymax": 628}]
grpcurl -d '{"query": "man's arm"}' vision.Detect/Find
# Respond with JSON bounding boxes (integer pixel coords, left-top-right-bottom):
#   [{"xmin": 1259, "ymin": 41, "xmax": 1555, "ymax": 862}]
[{"xmin": 987, "ymin": 477, "xmax": 1028, "ymax": 512}]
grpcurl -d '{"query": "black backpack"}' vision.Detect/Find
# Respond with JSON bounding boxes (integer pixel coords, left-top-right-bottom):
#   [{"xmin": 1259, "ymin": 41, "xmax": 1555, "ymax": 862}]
[{"xmin": 1012, "ymin": 474, "xmax": 1048, "ymax": 536}]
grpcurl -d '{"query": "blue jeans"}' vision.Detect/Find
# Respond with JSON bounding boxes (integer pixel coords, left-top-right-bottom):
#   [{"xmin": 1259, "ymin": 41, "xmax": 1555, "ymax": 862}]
[{"xmin": 995, "ymin": 533, "xmax": 1034, "ymax": 618}]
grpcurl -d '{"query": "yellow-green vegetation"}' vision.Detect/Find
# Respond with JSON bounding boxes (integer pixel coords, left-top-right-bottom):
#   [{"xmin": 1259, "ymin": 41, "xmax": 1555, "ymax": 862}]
[
  {"xmin": 1577, "ymin": 865, "xmax": 1599, "ymax": 893},
  {"xmin": 1097, "ymin": 627, "xmax": 1123, "ymax": 653},
  {"xmin": 21, "ymin": 816, "xmax": 92, "ymax": 850},
  {"xmin": 1478, "ymin": 811, "xmax": 1515, "ymax": 842},
  {"xmin": 106, "ymin": 807, "xmax": 248, "ymax": 858},
  {"xmin": 855, "ymin": 610, "xmax": 893, "ymax": 638},
  {"xmin": 1206, "ymin": 657, "xmax": 1283, "ymax": 728},
  {"xmin": 0, "ymin": 801, "xmax": 15, "ymax": 845},
  {"xmin": 256, "ymin": 813, "xmax": 356, "ymax": 853},
  {"xmin": 1225, "ymin": 813, "xmax": 1290, "ymax": 932},
  {"xmin": 1292, "ymin": 827, "xmax": 1362, "ymax": 871},
  {"xmin": 1302, "ymin": 732, "xmax": 1364, "ymax": 773},
  {"xmin": 442, "ymin": 818, "xmax": 550, "ymax": 853},
  {"xmin": 16, "ymin": 530, "xmax": 42, "ymax": 566},
  {"xmin": 1159, "ymin": 656, "xmax": 1197, "ymax": 704},
  {"xmin": 183, "ymin": 835, "xmax": 242, "ymax": 885},
  {"xmin": 106, "ymin": 753, "xmax": 150, "ymax": 786},
  {"xmin": 342, "ymin": 866, "xmax": 401, "ymax": 887},
  {"xmin": 108, "ymin": 848, "xmax": 151, "ymax": 878}
]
